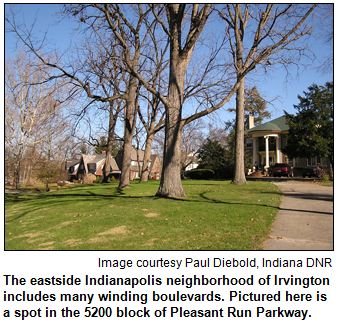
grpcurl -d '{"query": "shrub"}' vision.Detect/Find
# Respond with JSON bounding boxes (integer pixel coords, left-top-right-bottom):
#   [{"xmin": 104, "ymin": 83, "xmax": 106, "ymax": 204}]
[
  {"xmin": 51, "ymin": 171, "xmax": 70, "ymax": 184},
  {"xmin": 25, "ymin": 177, "xmax": 37, "ymax": 186},
  {"xmin": 83, "ymin": 174, "xmax": 96, "ymax": 184},
  {"xmin": 322, "ymin": 174, "xmax": 329, "ymax": 182},
  {"xmin": 185, "ymin": 169, "xmax": 215, "ymax": 180}
]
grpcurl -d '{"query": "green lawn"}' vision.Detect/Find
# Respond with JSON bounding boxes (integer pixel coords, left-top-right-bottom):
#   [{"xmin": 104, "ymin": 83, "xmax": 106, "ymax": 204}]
[{"xmin": 5, "ymin": 180, "xmax": 283, "ymax": 250}]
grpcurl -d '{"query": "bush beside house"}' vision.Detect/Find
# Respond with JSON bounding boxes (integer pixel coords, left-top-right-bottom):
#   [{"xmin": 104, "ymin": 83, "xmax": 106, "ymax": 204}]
[{"xmin": 185, "ymin": 169, "xmax": 215, "ymax": 180}]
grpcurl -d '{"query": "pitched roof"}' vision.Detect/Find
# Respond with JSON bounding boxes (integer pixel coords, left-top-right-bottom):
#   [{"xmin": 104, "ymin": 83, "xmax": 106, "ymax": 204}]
[
  {"xmin": 131, "ymin": 148, "xmax": 145, "ymax": 161},
  {"xmin": 81, "ymin": 154, "xmax": 119, "ymax": 174},
  {"xmin": 245, "ymin": 115, "xmax": 289, "ymax": 134},
  {"xmin": 110, "ymin": 158, "xmax": 119, "ymax": 171},
  {"xmin": 66, "ymin": 159, "xmax": 80, "ymax": 169},
  {"xmin": 149, "ymin": 154, "xmax": 160, "ymax": 172}
]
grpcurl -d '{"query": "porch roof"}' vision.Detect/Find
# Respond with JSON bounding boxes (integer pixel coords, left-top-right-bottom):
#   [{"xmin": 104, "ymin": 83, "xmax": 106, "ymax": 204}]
[{"xmin": 245, "ymin": 115, "xmax": 289, "ymax": 135}]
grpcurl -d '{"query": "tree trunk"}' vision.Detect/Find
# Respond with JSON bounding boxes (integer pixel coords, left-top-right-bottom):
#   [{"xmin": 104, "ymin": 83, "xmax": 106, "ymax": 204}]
[
  {"xmin": 13, "ymin": 161, "xmax": 20, "ymax": 189},
  {"xmin": 140, "ymin": 133, "xmax": 154, "ymax": 182},
  {"xmin": 155, "ymin": 5, "xmax": 196, "ymax": 198},
  {"xmin": 104, "ymin": 101, "xmax": 118, "ymax": 183},
  {"xmin": 156, "ymin": 116, "xmax": 185, "ymax": 197},
  {"xmin": 156, "ymin": 59, "xmax": 187, "ymax": 197},
  {"xmin": 118, "ymin": 76, "xmax": 137, "ymax": 189},
  {"xmin": 232, "ymin": 77, "xmax": 247, "ymax": 185}
]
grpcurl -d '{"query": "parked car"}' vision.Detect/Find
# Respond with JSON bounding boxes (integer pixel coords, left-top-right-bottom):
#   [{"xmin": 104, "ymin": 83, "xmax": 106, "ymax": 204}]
[
  {"xmin": 272, "ymin": 163, "xmax": 294, "ymax": 177},
  {"xmin": 302, "ymin": 166, "xmax": 324, "ymax": 178}
]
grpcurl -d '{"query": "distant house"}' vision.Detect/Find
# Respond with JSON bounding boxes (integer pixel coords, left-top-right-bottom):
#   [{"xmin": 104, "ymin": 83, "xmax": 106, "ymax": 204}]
[
  {"xmin": 183, "ymin": 152, "xmax": 199, "ymax": 172},
  {"xmin": 65, "ymin": 157, "xmax": 81, "ymax": 180},
  {"xmin": 149, "ymin": 154, "xmax": 162, "ymax": 180},
  {"xmin": 244, "ymin": 115, "xmax": 331, "ymax": 170},
  {"xmin": 116, "ymin": 148, "xmax": 162, "ymax": 180},
  {"xmin": 66, "ymin": 153, "xmax": 120, "ymax": 181}
]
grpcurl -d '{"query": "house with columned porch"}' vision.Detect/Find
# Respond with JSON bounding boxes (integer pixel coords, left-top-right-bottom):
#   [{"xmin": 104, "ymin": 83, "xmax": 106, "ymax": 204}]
[{"xmin": 244, "ymin": 115, "xmax": 331, "ymax": 171}]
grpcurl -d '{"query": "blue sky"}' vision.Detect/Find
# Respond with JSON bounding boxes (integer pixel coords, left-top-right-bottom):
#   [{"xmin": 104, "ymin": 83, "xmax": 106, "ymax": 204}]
[{"xmin": 5, "ymin": 4, "xmax": 333, "ymax": 127}]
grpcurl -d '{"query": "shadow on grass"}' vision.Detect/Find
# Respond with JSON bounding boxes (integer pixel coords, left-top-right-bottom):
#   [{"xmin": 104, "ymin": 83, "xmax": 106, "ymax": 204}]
[
  {"xmin": 5, "ymin": 182, "xmax": 283, "ymax": 223},
  {"xmin": 197, "ymin": 191, "xmax": 279, "ymax": 209}
]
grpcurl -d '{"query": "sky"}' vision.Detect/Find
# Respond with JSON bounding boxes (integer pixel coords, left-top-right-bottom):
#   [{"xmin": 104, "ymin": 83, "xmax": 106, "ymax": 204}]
[{"xmin": 4, "ymin": 3, "xmax": 333, "ymax": 131}]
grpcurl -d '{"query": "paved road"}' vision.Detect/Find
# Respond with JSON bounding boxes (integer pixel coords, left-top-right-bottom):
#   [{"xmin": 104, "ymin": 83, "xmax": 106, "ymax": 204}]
[{"xmin": 263, "ymin": 181, "xmax": 333, "ymax": 250}]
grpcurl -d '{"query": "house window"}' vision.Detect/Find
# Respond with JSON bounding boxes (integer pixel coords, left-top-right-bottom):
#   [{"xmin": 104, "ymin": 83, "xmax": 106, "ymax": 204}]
[
  {"xmin": 69, "ymin": 167, "xmax": 74, "ymax": 173},
  {"xmin": 87, "ymin": 163, "xmax": 96, "ymax": 172},
  {"xmin": 131, "ymin": 161, "xmax": 143, "ymax": 167},
  {"xmin": 310, "ymin": 157, "xmax": 321, "ymax": 166},
  {"xmin": 134, "ymin": 172, "xmax": 139, "ymax": 178},
  {"xmin": 79, "ymin": 164, "xmax": 84, "ymax": 170},
  {"xmin": 246, "ymin": 139, "xmax": 252, "ymax": 148}
]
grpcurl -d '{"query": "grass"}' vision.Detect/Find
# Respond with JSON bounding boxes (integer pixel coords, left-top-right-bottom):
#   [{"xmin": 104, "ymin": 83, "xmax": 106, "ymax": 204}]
[
  {"xmin": 5, "ymin": 180, "xmax": 283, "ymax": 251},
  {"xmin": 315, "ymin": 177, "xmax": 334, "ymax": 187}
]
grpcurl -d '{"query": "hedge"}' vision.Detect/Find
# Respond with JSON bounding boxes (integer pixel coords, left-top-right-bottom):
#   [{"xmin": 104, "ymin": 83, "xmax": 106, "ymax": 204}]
[{"xmin": 184, "ymin": 169, "xmax": 215, "ymax": 180}]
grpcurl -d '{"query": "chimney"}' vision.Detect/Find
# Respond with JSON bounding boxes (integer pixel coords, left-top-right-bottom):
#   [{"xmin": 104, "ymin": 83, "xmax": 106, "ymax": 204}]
[{"xmin": 248, "ymin": 115, "xmax": 255, "ymax": 129}]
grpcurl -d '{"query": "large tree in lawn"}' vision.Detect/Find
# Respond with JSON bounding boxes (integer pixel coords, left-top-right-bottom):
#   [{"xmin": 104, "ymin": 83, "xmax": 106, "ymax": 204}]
[
  {"xmin": 218, "ymin": 4, "xmax": 318, "ymax": 184},
  {"xmin": 130, "ymin": 4, "xmax": 242, "ymax": 197},
  {"xmin": 155, "ymin": 4, "xmax": 212, "ymax": 197},
  {"xmin": 136, "ymin": 20, "xmax": 169, "ymax": 183},
  {"xmin": 283, "ymin": 81, "xmax": 333, "ymax": 174}
]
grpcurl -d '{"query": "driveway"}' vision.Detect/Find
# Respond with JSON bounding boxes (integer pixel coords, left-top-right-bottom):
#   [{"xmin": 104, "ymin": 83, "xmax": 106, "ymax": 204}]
[{"xmin": 263, "ymin": 181, "xmax": 333, "ymax": 250}]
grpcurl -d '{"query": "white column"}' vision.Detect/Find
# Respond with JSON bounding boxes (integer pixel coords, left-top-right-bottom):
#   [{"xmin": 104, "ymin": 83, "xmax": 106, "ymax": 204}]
[
  {"xmin": 253, "ymin": 137, "xmax": 257, "ymax": 166},
  {"xmin": 276, "ymin": 136, "xmax": 280, "ymax": 163},
  {"xmin": 264, "ymin": 136, "xmax": 269, "ymax": 168}
]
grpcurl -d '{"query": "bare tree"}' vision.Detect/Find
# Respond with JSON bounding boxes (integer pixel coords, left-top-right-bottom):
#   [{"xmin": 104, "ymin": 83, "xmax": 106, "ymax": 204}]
[
  {"xmin": 218, "ymin": 4, "xmax": 317, "ymax": 184},
  {"xmin": 71, "ymin": 4, "xmax": 155, "ymax": 189},
  {"xmin": 80, "ymin": 37, "xmax": 127, "ymax": 182},
  {"xmin": 5, "ymin": 49, "xmax": 68, "ymax": 189},
  {"xmin": 121, "ymin": 5, "xmax": 242, "ymax": 197},
  {"xmin": 37, "ymin": 100, "xmax": 70, "ymax": 191},
  {"xmin": 6, "ymin": 5, "xmax": 132, "ymax": 186},
  {"xmin": 137, "ymin": 93, "xmax": 165, "ymax": 182}
]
